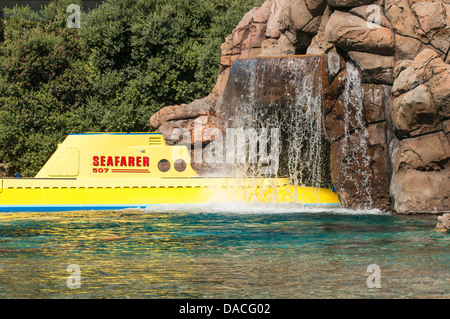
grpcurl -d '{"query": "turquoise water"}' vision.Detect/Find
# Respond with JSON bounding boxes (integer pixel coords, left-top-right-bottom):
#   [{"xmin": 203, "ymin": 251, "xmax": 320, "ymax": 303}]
[{"xmin": 0, "ymin": 204, "xmax": 448, "ymax": 299}]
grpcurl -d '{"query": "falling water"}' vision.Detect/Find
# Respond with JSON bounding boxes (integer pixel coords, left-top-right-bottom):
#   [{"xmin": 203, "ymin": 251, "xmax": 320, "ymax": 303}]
[
  {"xmin": 215, "ymin": 56, "xmax": 330, "ymax": 188},
  {"xmin": 340, "ymin": 62, "xmax": 373, "ymax": 208}
]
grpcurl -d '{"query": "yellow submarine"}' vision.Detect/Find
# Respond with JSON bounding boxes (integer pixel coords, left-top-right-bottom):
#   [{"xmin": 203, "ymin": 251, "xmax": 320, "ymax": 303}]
[{"xmin": 0, "ymin": 133, "xmax": 340, "ymax": 212}]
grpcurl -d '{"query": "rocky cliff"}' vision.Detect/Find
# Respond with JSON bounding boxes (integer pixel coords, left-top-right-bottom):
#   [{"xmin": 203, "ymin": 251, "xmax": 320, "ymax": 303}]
[{"xmin": 150, "ymin": 0, "xmax": 450, "ymax": 214}]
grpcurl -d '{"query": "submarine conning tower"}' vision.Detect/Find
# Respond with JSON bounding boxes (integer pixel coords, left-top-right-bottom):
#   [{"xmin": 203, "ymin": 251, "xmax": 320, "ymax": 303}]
[{"xmin": 35, "ymin": 133, "xmax": 197, "ymax": 179}]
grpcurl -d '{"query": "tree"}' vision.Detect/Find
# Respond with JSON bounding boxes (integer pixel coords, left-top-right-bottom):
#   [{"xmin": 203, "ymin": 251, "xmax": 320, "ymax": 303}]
[{"xmin": 0, "ymin": 0, "xmax": 263, "ymax": 176}]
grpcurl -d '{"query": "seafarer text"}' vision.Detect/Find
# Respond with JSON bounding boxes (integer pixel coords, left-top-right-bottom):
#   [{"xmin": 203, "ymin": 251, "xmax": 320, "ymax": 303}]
[{"xmin": 92, "ymin": 156, "xmax": 150, "ymax": 167}]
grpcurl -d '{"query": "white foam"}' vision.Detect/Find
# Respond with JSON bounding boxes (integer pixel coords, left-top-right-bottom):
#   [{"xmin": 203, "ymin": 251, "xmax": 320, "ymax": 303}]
[{"xmin": 142, "ymin": 202, "xmax": 389, "ymax": 216}]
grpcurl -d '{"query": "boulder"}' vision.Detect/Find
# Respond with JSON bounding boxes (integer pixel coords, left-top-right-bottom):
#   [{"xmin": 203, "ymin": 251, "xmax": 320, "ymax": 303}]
[
  {"xmin": 157, "ymin": 115, "xmax": 218, "ymax": 146},
  {"xmin": 384, "ymin": 0, "xmax": 428, "ymax": 43},
  {"xmin": 326, "ymin": 48, "xmax": 346, "ymax": 80},
  {"xmin": 150, "ymin": 98, "xmax": 214, "ymax": 130},
  {"xmin": 242, "ymin": 24, "xmax": 267, "ymax": 49},
  {"xmin": 393, "ymin": 33, "xmax": 427, "ymax": 60},
  {"xmin": 412, "ymin": 1, "xmax": 450, "ymax": 55},
  {"xmin": 261, "ymin": 34, "xmax": 296, "ymax": 56},
  {"xmin": 390, "ymin": 48, "xmax": 450, "ymax": 137},
  {"xmin": 283, "ymin": 0, "xmax": 314, "ymax": 32},
  {"xmin": 266, "ymin": 0, "xmax": 288, "ymax": 38},
  {"xmin": 350, "ymin": 4, "xmax": 392, "ymax": 28},
  {"xmin": 390, "ymin": 132, "xmax": 450, "ymax": 214},
  {"xmin": 348, "ymin": 51, "xmax": 395, "ymax": 84},
  {"xmin": 235, "ymin": 7, "xmax": 258, "ymax": 30},
  {"xmin": 306, "ymin": 6, "xmax": 335, "ymax": 54},
  {"xmin": 324, "ymin": 10, "xmax": 395, "ymax": 54},
  {"xmin": 253, "ymin": 0, "xmax": 274, "ymax": 23},
  {"xmin": 435, "ymin": 214, "xmax": 450, "ymax": 232}
]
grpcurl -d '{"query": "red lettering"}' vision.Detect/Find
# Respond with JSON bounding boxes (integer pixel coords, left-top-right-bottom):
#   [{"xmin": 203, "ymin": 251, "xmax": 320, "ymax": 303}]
[{"xmin": 93, "ymin": 155, "xmax": 150, "ymax": 167}]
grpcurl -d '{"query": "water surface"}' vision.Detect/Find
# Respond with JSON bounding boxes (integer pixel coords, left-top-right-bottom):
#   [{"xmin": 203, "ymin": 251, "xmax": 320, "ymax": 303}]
[{"xmin": 0, "ymin": 204, "xmax": 448, "ymax": 298}]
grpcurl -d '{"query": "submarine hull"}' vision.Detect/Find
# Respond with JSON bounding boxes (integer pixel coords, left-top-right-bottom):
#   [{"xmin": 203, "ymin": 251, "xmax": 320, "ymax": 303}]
[{"xmin": 0, "ymin": 177, "xmax": 340, "ymax": 212}]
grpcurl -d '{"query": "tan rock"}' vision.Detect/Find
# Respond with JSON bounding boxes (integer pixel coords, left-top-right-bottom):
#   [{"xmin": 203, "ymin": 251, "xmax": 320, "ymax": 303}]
[
  {"xmin": 426, "ymin": 70, "xmax": 450, "ymax": 119},
  {"xmin": 392, "ymin": 84, "xmax": 437, "ymax": 136},
  {"xmin": 412, "ymin": 1, "xmax": 450, "ymax": 54},
  {"xmin": 393, "ymin": 59, "xmax": 413, "ymax": 78},
  {"xmin": 324, "ymin": 10, "xmax": 395, "ymax": 54},
  {"xmin": 210, "ymin": 67, "xmax": 231, "ymax": 99},
  {"xmin": 220, "ymin": 35, "xmax": 233, "ymax": 56},
  {"xmin": 390, "ymin": 132, "xmax": 450, "ymax": 214},
  {"xmin": 392, "ymin": 49, "xmax": 441, "ymax": 97},
  {"xmin": 235, "ymin": 7, "xmax": 258, "ymax": 30},
  {"xmin": 244, "ymin": 23, "xmax": 267, "ymax": 49},
  {"xmin": 286, "ymin": 0, "xmax": 313, "ymax": 31},
  {"xmin": 261, "ymin": 34, "xmax": 296, "ymax": 56},
  {"xmin": 350, "ymin": 5, "xmax": 392, "ymax": 28},
  {"xmin": 435, "ymin": 214, "xmax": 450, "ymax": 232},
  {"xmin": 326, "ymin": 48, "xmax": 345, "ymax": 79},
  {"xmin": 253, "ymin": 0, "xmax": 274, "ymax": 23},
  {"xmin": 348, "ymin": 51, "xmax": 395, "ymax": 84},
  {"xmin": 385, "ymin": 0, "xmax": 428, "ymax": 43},
  {"xmin": 393, "ymin": 33, "xmax": 426, "ymax": 60},
  {"xmin": 390, "ymin": 48, "xmax": 450, "ymax": 136},
  {"xmin": 157, "ymin": 115, "xmax": 218, "ymax": 146},
  {"xmin": 412, "ymin": 2, "xmax": 446, "ymax": 35},
  {"xmin": 232, "ymin": 27, "xmax": 248, "ymax": 47},
  {"xmin": 266, "ymin": 0, "xmax": 288, "ymax": 38},
  {"xmin": 150, "ymin": 99, "xmax": 214, "ymax": 130},
  {"xmin": 240, "ymin": 48, "xmax": 263, "ymax": 59},
  {"xmin": 220, "ymin": 55, "xmax": 232, "ymax": 67},
  {"xmin": 306, "ymin": 6, "xmax": 334, "ymax": 54}
]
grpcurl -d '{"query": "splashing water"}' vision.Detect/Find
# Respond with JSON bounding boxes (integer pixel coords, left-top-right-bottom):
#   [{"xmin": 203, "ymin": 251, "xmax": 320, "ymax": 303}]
[
  {"xmin": 215, "ymin": 56, "xmax": 330, "ymax": 189},
  {"xmin": 341, "ymin": 62, "xmax": 373, "ymax": 208}
]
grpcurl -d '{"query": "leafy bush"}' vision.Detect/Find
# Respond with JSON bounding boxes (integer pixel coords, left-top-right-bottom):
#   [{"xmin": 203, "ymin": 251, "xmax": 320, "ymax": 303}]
[{"xmin": 0, "ymin": 0, "xmax": 263, "ymax": 176}]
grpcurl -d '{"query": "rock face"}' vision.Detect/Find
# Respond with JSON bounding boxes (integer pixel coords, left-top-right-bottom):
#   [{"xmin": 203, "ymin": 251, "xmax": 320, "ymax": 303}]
[
  {"xmin": 390, "ymin": 132, "xmax": 449, "ymax": 213},
  {"xmin": 150, "ymin": 0, "xmax": 450, "ymax": 214},
  {"xmin": 435, "ymin": 213, "xmax": 450, "ymax": 232}
]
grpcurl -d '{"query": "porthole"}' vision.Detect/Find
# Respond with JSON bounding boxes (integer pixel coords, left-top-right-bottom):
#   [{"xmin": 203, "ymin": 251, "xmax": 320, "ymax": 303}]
[
  {"xmin": 158, "ymin": 159, "xmax": 171, "ymax": 172},
  {"xmin": 174, "ymin": 159, "xmax": 187, "ymax": 172}
]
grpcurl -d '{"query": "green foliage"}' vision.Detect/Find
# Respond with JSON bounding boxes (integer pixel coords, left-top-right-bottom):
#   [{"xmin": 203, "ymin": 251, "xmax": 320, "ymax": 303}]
[{"xmin": 0, "ymin": 0, "xmax": 263, "ymax": 176}]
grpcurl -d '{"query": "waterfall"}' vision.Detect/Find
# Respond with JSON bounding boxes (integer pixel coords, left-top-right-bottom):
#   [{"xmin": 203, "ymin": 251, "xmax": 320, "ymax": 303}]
[
  {"xmin": 214, "ymin": 56, "xmax": 331, "ymax": 189},
  {"xmin": 340, "ymin": 62, "xmax": 373, "ymax": 208}
]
